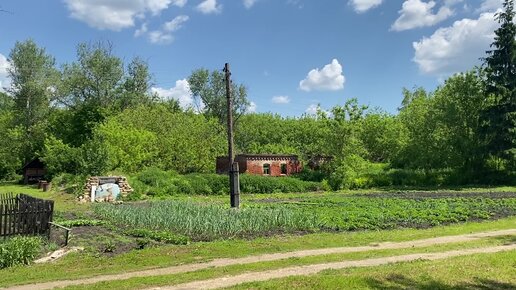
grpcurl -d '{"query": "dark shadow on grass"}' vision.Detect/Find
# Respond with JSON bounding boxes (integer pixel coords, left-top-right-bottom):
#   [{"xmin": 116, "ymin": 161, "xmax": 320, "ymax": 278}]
[{"xmin": 365, "ymin": 274, "xmax": 516, "ymax": 290}]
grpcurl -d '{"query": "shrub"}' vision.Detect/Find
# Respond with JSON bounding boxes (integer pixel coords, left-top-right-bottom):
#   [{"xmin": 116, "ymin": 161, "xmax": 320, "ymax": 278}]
[
  {"xmin": 51, "ymin": 173, "xmax": 87, "ymax": 196},
  {"xmin": 130, "ymin": 168, "xmax": 323, "ymax": 197},
  {"xmin": 293, "ymin": 168, "xmax": 329, "ymax": 182},
  {"xmin": 0, "ymin": 236, "xmax": 42, "ymax": 269},
  {"xmin": 239, "ymin": 174, "xmax": 321, "ymax": 194},
  {"xmin": 125, "ymin": 228, "xmax": 189, "ymax": 245}
]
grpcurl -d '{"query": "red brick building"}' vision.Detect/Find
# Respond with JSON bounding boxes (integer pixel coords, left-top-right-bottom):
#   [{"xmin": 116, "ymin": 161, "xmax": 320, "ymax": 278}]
[{"xmin": 216, "ymin": 154, "xmax": 302, "ymax": 177}]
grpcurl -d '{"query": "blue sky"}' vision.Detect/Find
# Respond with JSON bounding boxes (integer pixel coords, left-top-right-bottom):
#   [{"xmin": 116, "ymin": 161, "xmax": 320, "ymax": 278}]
[{"xmin": 0, "ymin": 0, "xmax": 508, "ymax": 116}]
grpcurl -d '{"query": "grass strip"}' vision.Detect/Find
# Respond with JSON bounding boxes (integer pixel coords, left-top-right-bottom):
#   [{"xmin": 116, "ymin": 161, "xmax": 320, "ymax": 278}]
[
  {"xmin": 59, "ymin": 236, "xmax": 515, "ymax": 290},
  {"xmin": 1, "ymin": 216, "xmax": 515, "ymax": 287}
]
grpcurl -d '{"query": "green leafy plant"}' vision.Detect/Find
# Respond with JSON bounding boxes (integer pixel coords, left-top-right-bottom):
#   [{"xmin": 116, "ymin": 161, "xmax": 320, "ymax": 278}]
[
  {"xmin": 0, "ymin": 236, "xmax": 42, "ymax": 269},
  {"xmin": 126, "ymin": 229, "xmax": 189, "ymax": 245},
  {"xmin": 102, "ymin": 240, "xmax": 116, "ymax": 253}
]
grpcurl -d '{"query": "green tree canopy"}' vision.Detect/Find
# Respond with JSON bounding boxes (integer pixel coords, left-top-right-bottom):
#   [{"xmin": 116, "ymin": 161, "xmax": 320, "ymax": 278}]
[
  {"xmin": 188, "ymin": 68, "xmax": 249, "ymax": 124},
  {"xmin": 480, "ymin": 0, "xmax": 516, "ymax": 171}
]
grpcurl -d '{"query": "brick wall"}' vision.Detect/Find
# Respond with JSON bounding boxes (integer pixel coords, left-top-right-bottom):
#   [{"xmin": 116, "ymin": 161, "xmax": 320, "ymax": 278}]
[
  {"xmin": 216, "ymin": 155, "xmax": 302, "ymax": 177},
  {"xmin": 246, "ymin": 160, "xmax": 301, "ymax": 176}
]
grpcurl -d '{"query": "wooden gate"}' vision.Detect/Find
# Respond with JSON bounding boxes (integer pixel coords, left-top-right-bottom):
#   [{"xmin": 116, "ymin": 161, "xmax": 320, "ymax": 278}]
[{"xmin": 0, "ymin": 193, "xmax": 54, "ymax": 238}]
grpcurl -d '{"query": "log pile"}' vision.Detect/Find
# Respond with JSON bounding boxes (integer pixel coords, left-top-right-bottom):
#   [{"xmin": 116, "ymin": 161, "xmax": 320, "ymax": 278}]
[{"xmin": 80, "ymin": 176, "xmax": 133, "ymax": 202}]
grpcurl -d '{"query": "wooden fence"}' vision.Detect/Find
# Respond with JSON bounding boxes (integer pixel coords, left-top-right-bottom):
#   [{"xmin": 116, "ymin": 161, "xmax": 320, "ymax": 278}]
[{"xmin": 0, "ymin": 193, "xmax": 54, "ymax": 238}]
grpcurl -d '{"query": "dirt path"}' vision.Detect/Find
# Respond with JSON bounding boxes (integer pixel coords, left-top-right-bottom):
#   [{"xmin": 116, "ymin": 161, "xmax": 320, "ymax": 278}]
[
  {"xmin": 4, "ymin": 229, "xmax": 515, "ymax": 290},
  {"xmin": 156, "ymin": 244, "xmax": 516, "ymax": 290}
]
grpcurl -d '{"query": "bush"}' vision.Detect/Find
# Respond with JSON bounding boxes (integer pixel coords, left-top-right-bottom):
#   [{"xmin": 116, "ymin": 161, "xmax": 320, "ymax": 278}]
[
  {"xmin": 130, "ymin": 168, "xmax": 323, "ymax": 197},
  {"xmin": 293, "ymin": 168, "xmax": 329, "ymax": 182},
  {"xmin": 125, "ymin": 228, "xmax": 189, "ymax": 245},
  {"xmin": 0, "ymin": 236, "xmax": 42, "ymax": 269},
  {"xmin": 51, "ymin": 173, "xmax": 87, "ymax": 196}
]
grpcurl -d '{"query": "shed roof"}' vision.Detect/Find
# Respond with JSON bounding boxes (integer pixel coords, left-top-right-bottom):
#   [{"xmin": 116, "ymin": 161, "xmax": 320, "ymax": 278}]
[{"xmin": 22, "ymin": 158, "xmax": 45, "ymax": 170}]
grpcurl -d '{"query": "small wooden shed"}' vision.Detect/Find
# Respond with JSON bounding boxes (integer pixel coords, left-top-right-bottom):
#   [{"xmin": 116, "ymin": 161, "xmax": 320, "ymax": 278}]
[{"xmin": 22, "ymin": 159, "xmax": 47, "ymax": 185}]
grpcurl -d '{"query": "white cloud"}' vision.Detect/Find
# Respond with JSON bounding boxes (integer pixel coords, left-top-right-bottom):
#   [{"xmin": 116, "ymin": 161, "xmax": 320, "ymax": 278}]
[
  {"xmin": 64, "ymin": 0, "xmax": 187, "ymax": 31},
  {"xmin": 163, "ymin": 15, "xmax": 189, "ymax": 31},
  {"xmin": 413, "ymin": 12, "xmax": 498, "ymax": 76},
  {"xmin": 349, "ymin": 0, "xmax": 383, "ymax": 13},
  {"xmin": 305, "ymin": 104, "xmax": 319, "ymax": 115},
  {"xmin": 243, "ymin": 0, "xmax": 259, "ymax": 9},
  {"xmin": 248, "ymin": 101, "xmax": 257, "ymax": 113},
  {"xmin": 148, "ymin": 15, "xmax": 189, "ymax": 44},
  {"xmin": 149, "ymin": 31, "xmax": 174, "ymax": 44},
  {"xmin": 134, "ymin": 23, "xmax": 148, "ymax": 37},
  {"xmin": 477, "ymin": 0, "xmax": 503, "ymax": 12},
  {"xmin": 196, "ymin": 0, "xmax": 222, "ymax": 14},
  {"xmin": 152, "ymin": 79, "xmax": 194, "ymax": 108},
  {"xmin": 0, "ymin": 53, "xmax": 11, "ymax": 92},
  {"xmin": 272, "ymin": 95, "xmax": 290, "ymax": 104},
  {"xmin": 391, "ymin": 0, "xmax": 454, "ymax": 31},
  {"xmin": 299, "ymin": 59, "xmax": 345, "ymax": 92}
]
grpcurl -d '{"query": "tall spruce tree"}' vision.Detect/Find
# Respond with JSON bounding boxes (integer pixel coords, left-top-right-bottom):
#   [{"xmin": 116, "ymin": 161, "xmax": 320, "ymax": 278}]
[{"xmin": 481, "ymin": 0, "xmax": 516, "ymax": 171}]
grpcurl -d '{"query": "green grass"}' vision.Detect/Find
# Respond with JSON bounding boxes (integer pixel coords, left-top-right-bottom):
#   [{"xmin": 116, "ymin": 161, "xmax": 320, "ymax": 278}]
[
  {"xmin": 42, "ymin": 236, "xmax": 516, "ymax": 290},
  {"xmin": 0, "ymin": 183, "xmax": 89, "ymax": 213},
  {"xmin": 0, "ymin": 216, "xmax": 515, "ymax": 287},
  {"xmin": 228, "ymin": 250, "xmax": 516, "ymax": 290}
]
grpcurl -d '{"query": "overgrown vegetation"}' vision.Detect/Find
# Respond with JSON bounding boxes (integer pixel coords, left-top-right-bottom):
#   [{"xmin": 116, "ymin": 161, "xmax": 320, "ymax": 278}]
[
  {"xmin": 128, "ymin": 167, "xmax": 324, "ymax": 198},
  {"xmin": 125, "ymin": 229, "xmax": 189, "ymax": 245},
  {"xmin": 0, "ymin": 236, "xmax": 42, "ymax": 269}
]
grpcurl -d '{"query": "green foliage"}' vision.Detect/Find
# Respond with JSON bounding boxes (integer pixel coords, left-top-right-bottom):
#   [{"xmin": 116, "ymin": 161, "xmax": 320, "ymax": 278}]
[
  {"xmin": 239, "ymin": 174, "xmax": 322, "ymax": 194},
  {"xmin": 42, "ymin": 135, "xmax": 109, "ymax": 179},
  {"xmin": 100, "ymin": 105, "xmax": 225, "ymax": 174},
  {"xmin": 480, "ymin": 0, "xmax": 516, "ymax": 172},
  {"xmin": 51, "ymin": 173, "xmax": 87, "ymax": 195},
  {"xmin": 7, "ymin": 39, "xmax": 59, "ymax": 164},
  {"xmin": 125, "ymin": 229, "xmax": 189, "ymax": 245},
  {"xmin": 328, "ymin": 155, "xmax": 382, "ymax": 190},
  {"xmin": 94, "ymin": 201, "xmax": 320, "ymax": 241},
  {"xmin": 94, "ymin": 194, "xmax": 516, "ymax": 240},
  {"xmin": 130, "ymin": 168, "xmax": 322, "ymax": 197},
  {"xmin": 103, "ymin": 240, "xmax": 116, "ymax": 253},
  {"xmin": 293, "ymin": 168, "xmax": 329, "ymax": 182},
  {"xmin": 96, "ymin": 121, "xmax": 158, "ymax": 173},
  {"xmin": 0, "ymin": 236, "xmax": 42, "ymax": 269},
  {"xmin": 188, "ymin": 68, "xmax": 249, "ymax": 124},
  {"xmin": 0, "ymin": 112, "xmax": 22, "ymax": 180},
  {"xmin": 57, "ymin": 219, "xmax": 106, "ymax": 227}
]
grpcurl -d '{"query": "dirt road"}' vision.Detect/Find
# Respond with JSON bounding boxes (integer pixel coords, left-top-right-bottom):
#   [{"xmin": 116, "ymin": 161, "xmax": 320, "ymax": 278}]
[{"xmin": 5, "ymin": 229, "xmax": 515, "ymax": 290}]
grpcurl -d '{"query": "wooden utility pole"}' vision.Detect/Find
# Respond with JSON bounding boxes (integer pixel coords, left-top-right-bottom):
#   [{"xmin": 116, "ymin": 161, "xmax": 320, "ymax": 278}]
[{"xmin": 224, "ymin": 63, "xmax": 240, "ymax": 208}]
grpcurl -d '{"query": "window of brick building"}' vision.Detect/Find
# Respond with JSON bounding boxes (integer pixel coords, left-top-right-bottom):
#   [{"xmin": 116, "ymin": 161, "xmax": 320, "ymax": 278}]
[
  {"xmin": 281, "ymin": 163, "xmax": 287, "ymax": 175},
  {"xmin": 263, "ymin": 163, "xmax": 270, "ymax": 175}
]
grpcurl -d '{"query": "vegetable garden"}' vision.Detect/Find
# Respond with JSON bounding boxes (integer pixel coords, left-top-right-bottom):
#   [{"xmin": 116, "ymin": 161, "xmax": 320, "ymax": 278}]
[{"xmin": 94, "ymin": 191, "xmax": 516, "ymax": 241}]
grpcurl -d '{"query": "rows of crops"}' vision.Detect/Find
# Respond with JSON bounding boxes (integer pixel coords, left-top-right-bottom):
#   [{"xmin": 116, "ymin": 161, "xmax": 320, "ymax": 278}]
[
  {"xmin": 276, "ymin": 196, "xmax": 516, "ymax": 230},
  {"xmin": 94, "ymin": 201, "xmax": 319, "ymax": 241},
  {"xmin": 94, "ymin": 194, "xmax": 516, "ymax": 241}
]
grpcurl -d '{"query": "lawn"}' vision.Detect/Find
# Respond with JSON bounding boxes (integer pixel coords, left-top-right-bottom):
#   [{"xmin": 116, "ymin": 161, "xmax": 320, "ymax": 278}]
[{"xmin": 228, "ymin": 250, "xmax": 516, "ymax": 290}]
